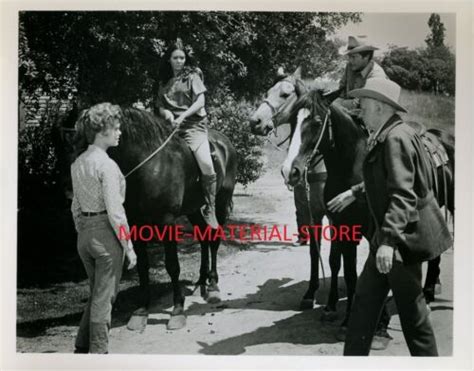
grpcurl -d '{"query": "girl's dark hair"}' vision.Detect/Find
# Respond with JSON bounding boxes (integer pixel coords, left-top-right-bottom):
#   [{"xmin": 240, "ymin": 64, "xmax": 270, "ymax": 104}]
[{"xmin": 158, "ymin": 39, "xmax": 197, "ymax": 84}]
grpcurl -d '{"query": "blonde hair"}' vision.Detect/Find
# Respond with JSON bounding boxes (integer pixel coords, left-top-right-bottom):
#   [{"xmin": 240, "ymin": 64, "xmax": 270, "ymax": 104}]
[{"xmin": 73, "ymin": 103, "xmax": 122, "ymax": 158}]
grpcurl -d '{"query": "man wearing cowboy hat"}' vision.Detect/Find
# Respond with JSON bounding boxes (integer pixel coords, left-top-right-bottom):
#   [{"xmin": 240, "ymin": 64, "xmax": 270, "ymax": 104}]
[
  {"xmin": 343, "ymin": 78, "xmax": 452, "ymax": 356},
  {"xmin": 329, "ymin": 36, "xmax": 393, "ymax": 350},
  {"xmin": 336, "ymin": 36, "xmax": 387, "ymax": 114}
]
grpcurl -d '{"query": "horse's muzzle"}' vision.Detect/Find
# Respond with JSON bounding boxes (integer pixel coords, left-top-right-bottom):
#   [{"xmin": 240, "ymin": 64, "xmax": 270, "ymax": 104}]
[{"xmin": 250, "ymin": 118, "xmax": 273, "ymax": 136}]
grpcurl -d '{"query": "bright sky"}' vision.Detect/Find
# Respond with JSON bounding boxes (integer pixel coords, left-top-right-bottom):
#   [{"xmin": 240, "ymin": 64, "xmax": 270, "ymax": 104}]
[{"xmin": 333, "ymin": 13, "xmax": 456, "ymax": 55}]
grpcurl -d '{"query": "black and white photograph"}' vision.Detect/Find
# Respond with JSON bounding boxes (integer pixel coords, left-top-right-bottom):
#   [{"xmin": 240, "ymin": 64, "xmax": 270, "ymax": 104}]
[{"xmin": 1, "ymin": 1, "xmax": 473, "ymax": 370}]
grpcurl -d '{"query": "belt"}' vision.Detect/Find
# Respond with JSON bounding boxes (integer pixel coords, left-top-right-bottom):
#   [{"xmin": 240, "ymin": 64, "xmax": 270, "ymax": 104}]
[{"xmin": 81, "ymin": 210, "xmax": 107, "ymax": 217}]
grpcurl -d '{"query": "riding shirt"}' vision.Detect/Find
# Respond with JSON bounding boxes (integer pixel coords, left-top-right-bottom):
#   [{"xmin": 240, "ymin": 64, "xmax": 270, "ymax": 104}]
[
  {"xmin": 71, "ymin": 144, "xmax": 131, "ymax": 250},
  {"xmin": 157, "ymin": 68, "xmax": 209, "ymax": 151}
]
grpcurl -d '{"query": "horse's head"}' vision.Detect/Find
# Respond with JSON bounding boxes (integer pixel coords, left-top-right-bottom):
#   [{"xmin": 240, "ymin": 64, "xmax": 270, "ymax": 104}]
[
  {"xmin": 281, "ymin": 89, "xmax": 339, "ymax": 187},
  {"xmin": 249, "ymin": 66, "xmax": 307, "ymax": 136}
]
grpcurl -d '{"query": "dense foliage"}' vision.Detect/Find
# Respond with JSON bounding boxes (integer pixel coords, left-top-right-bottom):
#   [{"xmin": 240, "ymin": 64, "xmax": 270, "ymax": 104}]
[
  {"xmin": 19, "ymin": 10, "xmax": 361, "ymax": 193},
  {"xmin": 19, "ymin": 11, "xmax": 360, "ymax": 105}
]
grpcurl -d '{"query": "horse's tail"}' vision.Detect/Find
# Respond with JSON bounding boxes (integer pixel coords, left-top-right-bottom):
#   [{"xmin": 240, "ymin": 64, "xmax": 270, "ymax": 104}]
[{"xmin": 427, "ymin": 128, "xmax": 455, "ymax": 171}]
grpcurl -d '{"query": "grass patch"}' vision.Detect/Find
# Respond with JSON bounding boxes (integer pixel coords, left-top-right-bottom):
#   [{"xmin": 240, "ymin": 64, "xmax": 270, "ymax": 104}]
[{"xmin": 399, "ymin": 90, "xmax": 454, "ymax": 134}]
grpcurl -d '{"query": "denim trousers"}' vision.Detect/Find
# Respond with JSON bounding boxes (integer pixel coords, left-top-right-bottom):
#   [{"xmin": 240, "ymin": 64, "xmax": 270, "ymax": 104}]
[{"xmin": 75, "ymin": 214, "xmax": 124, "ymax": 353}]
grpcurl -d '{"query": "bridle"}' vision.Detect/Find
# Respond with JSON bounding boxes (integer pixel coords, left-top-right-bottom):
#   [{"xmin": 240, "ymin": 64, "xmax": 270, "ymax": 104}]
[
  {"xmin": 304, "ymin": 107, "xmax": 333, "ymax": 168},
  {"xmin": 261, "ymin": 78, "xmax": 299, "ymax": 151}
]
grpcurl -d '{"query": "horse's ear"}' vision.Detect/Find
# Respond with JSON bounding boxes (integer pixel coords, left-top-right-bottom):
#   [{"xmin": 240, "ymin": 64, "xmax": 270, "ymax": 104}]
[
  {"xmin": 322, "ymin": 88, "xmax": 342, "ymax": 105},
  {"xmin": 292, "ymin": 66, "xmax": 302, "ymax": 80},
  {"xmin": 295, "ymin": 79, "xmax": 308, "ymax": 97}
]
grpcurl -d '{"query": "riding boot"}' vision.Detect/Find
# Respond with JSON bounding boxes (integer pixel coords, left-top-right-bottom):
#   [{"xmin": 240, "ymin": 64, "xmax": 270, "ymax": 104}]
[{"xmin": 200, "ymin": 173, "xmax": 219, "ymax": 229}]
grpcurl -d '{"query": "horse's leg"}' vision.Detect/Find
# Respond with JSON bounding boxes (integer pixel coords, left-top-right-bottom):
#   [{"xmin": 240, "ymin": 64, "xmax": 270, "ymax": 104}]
[
  {"xmin": 301, "ymin": 178, "xmax": 325, "ymax": 310},
  {"xmin": 340, "ymin": 240, "xmax": 358, "ymax": 327},
  {"xmin": 164, "ymin": 240, "xmax": 186, "ymax": 330},
  {"xmin": 201, "ymin": 185, "xmax": 234, "ymax": 304},
  {"xmin": 323, "ymin": 239, "xmax": 342, "ymax": 321},
  {"xmin": 423, "ymin": 256, "xmax": 441, "ymax": 304},
  {"xmin": 198, "ymin": 241, "xmax": 210, "ymax": 297},
  {"xmin": 135, "ymin": 241, "xmax": 150, "ymax": 308},
  {"xmin": 300, "ymin": 234, "xmax": 321, "ymax": 310},
  {"xmin": 127, "ymin": 241, "xmax": 150, "ymax": 331},
  {"xmin": 206, "ymin": 238, "xmax": 222, "ymax": 304},
  {"xmin": 187, "ymin": 212, "xmax": 210, "ymax": 298}
]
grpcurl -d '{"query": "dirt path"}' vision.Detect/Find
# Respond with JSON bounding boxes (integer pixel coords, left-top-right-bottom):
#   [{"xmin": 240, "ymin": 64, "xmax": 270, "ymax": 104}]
[{"xmin": 17, "ymin": 137, "xmax": 453, "ymax": 356}]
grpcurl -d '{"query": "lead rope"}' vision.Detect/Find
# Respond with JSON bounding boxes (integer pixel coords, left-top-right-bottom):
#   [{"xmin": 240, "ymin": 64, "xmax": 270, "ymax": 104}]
[{"xmin": 125, "ymin": 126, "xmax": 180, "ymax": 178}]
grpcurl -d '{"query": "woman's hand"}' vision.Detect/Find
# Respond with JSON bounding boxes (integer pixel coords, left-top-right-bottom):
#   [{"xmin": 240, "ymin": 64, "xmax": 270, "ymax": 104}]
[
  {"xmin": 173, "ymin": 115, "xmax": 185, "ymax": 127},
  {"xmin": 125, "ymin": 242, "xmax": 137, "ymax": 270},
  {"xmin": 327, "ymin": 189, "xmax": 356, "ymax": 213},
  {"xmin": 163, "ymin": 109, "xmax": 174, "ymax": 123}
]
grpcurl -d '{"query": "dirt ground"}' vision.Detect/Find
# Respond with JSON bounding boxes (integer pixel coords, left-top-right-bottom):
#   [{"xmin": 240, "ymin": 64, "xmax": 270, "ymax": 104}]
[{"xmin": 16, "ymin": 129, "xmax": 453, "ymax": 356}]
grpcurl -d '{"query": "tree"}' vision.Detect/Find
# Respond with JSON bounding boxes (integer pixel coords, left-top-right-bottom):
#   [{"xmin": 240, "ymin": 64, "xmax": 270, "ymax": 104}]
[
  {"xmin": 425, "ymin": 13, "xmax": 446, "ymax": 49},
  {"xmin": 19, "ymin": 10, "xmax": 361, "ymax": 187},
  {"xmin": 20, "ymin": 11, "xmax": 360, "ymax": 106},
  {"xmin": 382, "ymin": 13, "xmax": 454, "ymax": 96}
]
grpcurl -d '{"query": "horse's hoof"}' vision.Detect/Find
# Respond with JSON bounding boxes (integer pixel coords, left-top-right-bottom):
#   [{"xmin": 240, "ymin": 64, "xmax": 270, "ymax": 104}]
[
  {"xmin": 320, "ymin": 309, "xmax": 338, "ymax": 322},
  {"xmin": 299, "ymin": 298, "xmax": 314, "ymax": 310},
  {"xmin": 423, "ymin": 289, "xmax": 435, "ymax": 304},
  {"xmin": 335, "ymin": 325, "xmax": 347, "ymax": 342},
  {"xmin": 127, "ymin": 310, "xmax": 149, "ymax": 332},
  {"xmin": 314, "ymin": 291, "xmax": 326, "ymax": 305},
  {"xmin": 200, "ymin": 284, "xmax": 207, "ymax": 298},
  {"xmin": 205, "ymin": 289, "xmax": 221, "ymax": 304},
  {"xmin": 371, "ymin": 329, "xmax": 393, "ymax": 351},
  {"xmin": 167, "ymin": 314, "xmax": 186, "ymax": 330}
]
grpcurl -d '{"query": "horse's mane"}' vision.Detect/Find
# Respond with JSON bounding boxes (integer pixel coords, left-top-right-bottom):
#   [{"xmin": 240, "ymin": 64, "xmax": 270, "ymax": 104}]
[
  {"xmin": 288, "ymin": 89, "xmax": 366, "ymax": 145},
  {"xmin": 120, "ymin": 107, "xmax": 174, "ymax": 150}
]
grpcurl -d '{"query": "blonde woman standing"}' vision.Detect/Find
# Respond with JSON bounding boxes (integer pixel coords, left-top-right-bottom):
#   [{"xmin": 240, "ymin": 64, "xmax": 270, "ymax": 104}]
[{"xmin": 71, "ymin": 103, "xmax": 137, "ymax": 354}]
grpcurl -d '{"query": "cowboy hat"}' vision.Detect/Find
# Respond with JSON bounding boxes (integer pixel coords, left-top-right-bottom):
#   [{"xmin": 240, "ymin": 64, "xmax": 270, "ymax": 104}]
[
  {"xmin": 348, "ymin": 78, "xmax": 408, "ymax": 113},
  {"xmin": 345, "ymin": 36, "xmax": 378, "ymax": 55}
]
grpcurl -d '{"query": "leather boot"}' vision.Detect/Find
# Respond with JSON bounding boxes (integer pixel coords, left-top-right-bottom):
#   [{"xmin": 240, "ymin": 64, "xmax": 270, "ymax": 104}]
[{"xmin": 200, "ymin": 173, "xmax": 219, "ymax": 229}]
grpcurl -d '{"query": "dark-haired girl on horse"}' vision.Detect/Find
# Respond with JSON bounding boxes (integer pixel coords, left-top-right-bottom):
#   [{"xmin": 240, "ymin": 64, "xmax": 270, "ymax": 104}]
[{"xmin": 155, "ymin": 39, "xmax": 219, "ymax": 229}]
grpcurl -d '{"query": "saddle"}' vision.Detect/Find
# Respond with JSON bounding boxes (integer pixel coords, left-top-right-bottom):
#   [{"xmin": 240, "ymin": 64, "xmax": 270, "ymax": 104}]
[
  {"xmin": 406, "ymin": 121, "xmax": 449, "ymax": 168},
  {"xmin": 406, "ymin": 121, "xmax": 450, "ymax": 217}
]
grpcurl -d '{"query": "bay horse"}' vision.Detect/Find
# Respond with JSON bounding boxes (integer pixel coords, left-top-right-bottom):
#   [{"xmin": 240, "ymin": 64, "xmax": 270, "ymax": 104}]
[
  {"xmin": 250, "ymin": 69, "xmax": 454, "ymax": 325},
  {"xmin": 281, "ymin": 89, "xmax": 454, "ymax": 325},
  {"xmin": 75, "ymin": 106, "xmax": 238, "ymax": 331}
]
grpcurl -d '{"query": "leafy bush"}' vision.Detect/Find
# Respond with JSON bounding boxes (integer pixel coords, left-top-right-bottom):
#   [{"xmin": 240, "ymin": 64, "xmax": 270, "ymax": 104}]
[
  {"xmin": 18, "ymin": 101, "xmax": 64, "ymax": 210},
  {"xmin": 207, "ymin": 87, "xmax": 265, "ymax": 186}
]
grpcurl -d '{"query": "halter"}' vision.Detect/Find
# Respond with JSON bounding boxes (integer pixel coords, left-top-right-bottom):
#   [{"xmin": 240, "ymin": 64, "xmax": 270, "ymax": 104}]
[{"xmin": 263, "ymin": 78, "xmax": 298, "ymax": 120}]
